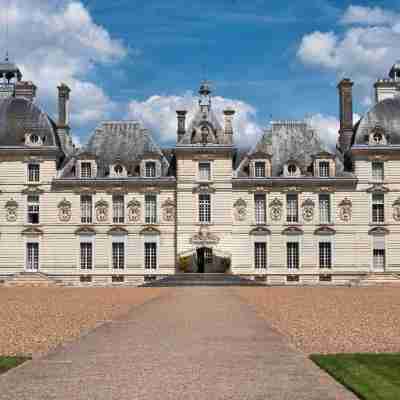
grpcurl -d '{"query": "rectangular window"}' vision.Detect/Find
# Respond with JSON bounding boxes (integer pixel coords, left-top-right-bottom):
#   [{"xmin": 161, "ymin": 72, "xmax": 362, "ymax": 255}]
[
  {"xmin": 373, "ymin": 236, "xmax": 385, "ymax": 270},
  {"xmin": 254, "ymin": 242, "xmax": 267, "ymax": 269},
  {"xmin": 27, "ymin": 195, "xmax": 40, "ymax": 224},
  {"xmin": 287, "ymin": 242, "xmax": 299, "ymax": 269},
  {"xmin": 26, "ymin": 243, "xmax": 39, "ymax": 271},
  {"xmin": 254, "ymin": 161, "xmax": 266, "ymax": 177},
  {"xmin": 319, "ymin": 161, "xmax": 330, "ymax": 177},
  {"xmin": 112, "ymin": 195, "xmax": 125, "ymax": 224},
  {"xmin": 145, "ymin": 194, "xmax": 157, "ymax": 224},
  {"xmin": 205, "ymin": 248, "xmax": 213, "ymax": 264},
  {"xmin": 199, "ymin": 194, "xmax": 211, "ymax": 223},
  {"xmin": 372, "ymin": 194, "xmax": 384, "ymax": 223},
  {"xmin": 199, "ymin": 162, "xmax": 211, "ymax": 181},
  {"xmin": 112, "ymin": 242, "xmax": 125, "ymax": 270},
  {"xmin": 81, "ymin": 195, "xmax": 93, "ymax": 224},
  {"xmin": 319, "ymin": 242, "xmax": 332, "ymax": 268},
  {"xmin": 28, "ymin": 164, "xmax": 40, "ymax": 183},
  {"xmin": 319, "ymin": 194, "xmax": 331, "ymax": 224},
  {"xmin": 145, "ymin": 242, "xmax": 157, "ymax": 270},
  {"xmin": 80, "ymin": 162, "xmax": 92, "ymax": 178},
  {"xmin": 80, "ymin": 242, "xmax": 93, "ymax": 270},
  {"xmin": 286, "ymin": 194, "xmax": 298, "ymax": 223},
  {"xmin": 145, "ymin": 162, "xmax": 156, "ymax": 178},
  {"xmin": 254, "ymin": 194, "xmax": 266, "ymax": 224},
  {"xmin": 372, "ymin": 161, "xmax": 384, "ymax": 182}
]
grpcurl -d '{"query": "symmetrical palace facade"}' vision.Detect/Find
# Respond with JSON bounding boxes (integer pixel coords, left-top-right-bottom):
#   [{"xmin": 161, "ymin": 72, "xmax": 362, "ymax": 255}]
[{"xmin": 1, "ymin": 60, "xmax": 400, "ymax": 285}]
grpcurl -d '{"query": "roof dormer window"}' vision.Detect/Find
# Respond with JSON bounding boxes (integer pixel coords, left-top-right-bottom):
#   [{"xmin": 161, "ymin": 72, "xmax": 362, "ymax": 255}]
[
  {"xmin": 369, "ymin": 126, "xmax": 387, "ymax": 145},
  {"xmin": 81, "ymin": 162, "xmax": 92, "ymax": 179},
  {"xmin": 145, "ymin": 161, "xmax": 156, "ymax": 178},
  {"xmin": 319, "ymin": 161, "xmax": 330, "ymax": 177},
  {"xmin": 288, "ymin": 164, "xmax": 297, "ymax": 176},
  {"xmin": 25, "ymin": 132, "xmax": 43, "ymax": 146},
  {"xmin": 114, "ymin": 165, "xmax": 123, "ymax": 175},
  {"xmin": 255, "ymin": 161, "xmax": 266, "ymax": 178}
]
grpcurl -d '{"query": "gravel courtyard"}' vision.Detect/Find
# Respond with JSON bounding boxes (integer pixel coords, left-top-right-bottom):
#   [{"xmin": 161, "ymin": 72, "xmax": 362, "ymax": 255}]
[
  {"xmin": 234, "ymin": 286, "xmax": 400, "ymax": 354},
  {"xmin": 0, "ymin": 287, "xmax": 168, "ymax": 357}
]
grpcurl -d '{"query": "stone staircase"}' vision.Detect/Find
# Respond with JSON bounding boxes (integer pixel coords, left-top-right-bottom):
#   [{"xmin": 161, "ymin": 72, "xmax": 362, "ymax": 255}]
[
  {"xmin": 3, "ymin": 272, "xmax": 61, "ymax": 287},
  {"xmin": 350, "ymin": 272, "xmax": 400, "ymax": 286},
  {"xmin": 141, "ymin": 273, "xmax": 265, "ymax": 287}
]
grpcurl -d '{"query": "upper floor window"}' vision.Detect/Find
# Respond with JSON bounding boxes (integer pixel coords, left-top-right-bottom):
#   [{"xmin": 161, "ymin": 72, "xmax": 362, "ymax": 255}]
[
  {"xmin": 81, "ymin": 195, "xmax": 93, "ymax": 224},
  {"xmin": 199, "ymin": 194, "xmax": 211, "ymax": 223},
  {"xmin": 286, "ymin": 194, "xmax": 298, "ymax": 223},
  {"xmin": 81, "ymin": 162, "xmax": 92, "ymax": 179},
  {"xmin": 372, "ymin": 161, "xmax": 384, "ymax": 182},
  {"xmin": 319, "ymin": 194, "xmax": 331, "ymax": 224},
  {"xmin": 28, "ymin": 163, "xmax": 40, "ymax": 183},
  {"xmin": 319, "ymin": 161, "xmax": 330, "ymax": 177},
  {"xmin": 113, "ymin": 195, "xmax": 125, "ymax": 224},
  {"xmin": 145, "ymin": 194, "xmax": 157, "ymax": 224},
  {"xmin": 372, "ymin": 194, "xmax": 384, "ymax": 224},
  {"xmin": 145, "ymin": 162, "xmax": 156, "ymax": 178},
  {"xmin": 27, "ymin": 195, "xmax": 40, "ymax": 224},
  {"xmin": 199, "ymin": 162, "xmax": 211, "ymax": 181},
  {"xmin": 254, "ymin": 162, "xmax": 266, "ymax": 178},
  {"xmin": 254, "ymin": 194, "xmax": 266, "ymax": 224}
]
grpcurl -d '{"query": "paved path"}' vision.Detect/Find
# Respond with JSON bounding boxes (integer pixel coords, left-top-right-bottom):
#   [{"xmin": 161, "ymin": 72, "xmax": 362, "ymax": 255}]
[{"xmin": 0, "ymin": 288, "xmax": 356, "ymax": 400}]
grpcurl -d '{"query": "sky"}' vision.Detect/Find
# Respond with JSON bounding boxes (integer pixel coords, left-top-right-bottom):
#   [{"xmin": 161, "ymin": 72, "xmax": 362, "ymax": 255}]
[{"xmin": 3, "ymin": 0, "xmax": 400, "ymax": 149}]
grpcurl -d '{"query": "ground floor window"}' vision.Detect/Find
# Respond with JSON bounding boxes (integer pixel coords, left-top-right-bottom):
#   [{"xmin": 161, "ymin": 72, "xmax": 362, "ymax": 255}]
[
  {"xmin": 319, "ymin": 242, "xmax": 332, "ymax": 269},
  {"xmin": 112, "ymin": 242, "xmax": 125, "ymax": 269},
  {"xmin": 373, "ymin": 235, "xmax": 385, "ymax": 270},
  {"xmin": 26, "ymin": 243, "xmax": 39, "ymax": 271},
  {"xmin": 145, "ymin": 242, "xmax": 157, "ymax": 270},
  {"xmin": 254, "ymin": 242, "xmax": 267, "ymax": 269},
  {"xmin": 80, "ymin": 242, "xmax": 93, "ymax": 270},
  {"xmin": 287, "ymin": 242, "xmax": 299, "ymax": 269}
]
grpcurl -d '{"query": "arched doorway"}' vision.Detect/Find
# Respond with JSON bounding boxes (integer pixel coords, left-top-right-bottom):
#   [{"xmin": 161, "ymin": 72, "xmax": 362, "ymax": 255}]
[{"xmin": 196, "ymin": 247, "xmax": 212, "ymax": 273}]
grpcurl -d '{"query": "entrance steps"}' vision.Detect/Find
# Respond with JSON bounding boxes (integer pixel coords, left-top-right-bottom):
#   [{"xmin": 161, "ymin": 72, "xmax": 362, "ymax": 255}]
[
  {"xmin": 350, "ymin": 272, "xmax": 400, "ymax": 286},
  {"xmin": 3, "ymin": 272, "xmax": 61, "ymax": 287},
  {"xmin": 142, "ymin": 273, "xmax": 264, "ymax": 287}
]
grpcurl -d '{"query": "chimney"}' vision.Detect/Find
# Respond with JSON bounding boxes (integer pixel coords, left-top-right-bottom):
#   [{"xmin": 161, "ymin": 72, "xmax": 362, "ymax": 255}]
[
  {"xmin": 337, "ymin": 78, "xmax": 353, "ymax": 153},
  {"xmin": 176, "ymin": 110, "xmax": 187, "ymax": 142},
  {"xmin": 223, "ymin": 108, "xmax": 235, "ymax": 135},
  {"xmin": 58, "ymin": 83, "xmax": 71, "ymax": 128},
  {"xmin": 15, "ymin": 81, "xmax": 37, "ymax": 101}
]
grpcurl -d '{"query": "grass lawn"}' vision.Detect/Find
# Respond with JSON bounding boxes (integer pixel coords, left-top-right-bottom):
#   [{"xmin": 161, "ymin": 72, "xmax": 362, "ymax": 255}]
[
  {"xmin": 0, "ymin": 356, "xmax": 30, "ymax": 374},
  {"xmin": 310, "ymin": 353, "xmax": 400, "ymax": 400}
]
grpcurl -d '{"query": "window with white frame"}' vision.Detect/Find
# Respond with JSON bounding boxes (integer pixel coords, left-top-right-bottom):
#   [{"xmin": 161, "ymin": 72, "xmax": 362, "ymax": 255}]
[
  {"xmin": 27, "ymin": 195, "xmax": 40, "ymax": 224},
  {"xmin": 199, "ymin": 194, "xmax": 211, "ymax": 223},
  {"xmin": 144, "ymin": 242, "xmax": 157, "ymax": 270},
  {"xmin": 80, "ymin": 162, "xmax": 92, "ymax": 178},
  {"xmin": 287, "ymin": 242, "xmax": 299, "ymax": 269},
  {"xmin": 145, "ymin": 162, "xmax": 156, "ymax": 178},
  {"xmin": 372, "ymin": 161, "xmax": 384, "ymax": 182},
  {"xmin": 199, "ymin": 162, "xmax": 211, "ymax": 181},
  {"xmin": 373, "ymin": 236, "xmax": 385, "ymax": 270},
  {"xmin": 372, "ymin": 194, "xmax": 384, "ymax": 224},
  {"xmin": 205, "ymin": 248, "xmax": 213, "ymax": 264},
  {"xmin": 319, "ymin": 194, "xmax": 331, "ymax": 224},
  {"xmin": 254, "ymin": 161, "xmax": 266, "ymax": 177},
  {"xmin": 319, "ymin": 161, "xmax": 330, "ymax": 177},
  {"xmin": 112, "ymin": 195, "xmax": 125, "ymax": 224},
  {"xmin": 112, "ymin": 242, "xmax": 125, "ymax": 269},
  {"xmin": 286, "ymin": 194, "xmax": 298, "ymax": 223},
  {"xmin": 254, "ymin": 194, "xmax": 266, "ymax": 224},
  {"xmin": 26, "ymin": 242, "xmax": 39, "ymax": 271},
  {"xmin": 254, "ymin": 242, "xmax": 267, "ymax": 269},
  {"xmin": 80, "ymin": 242, "xmax": 93, "ymax": 270},
  {"xmin": 81, "ymin": 195, "xmax": 93, "ymax": 224},
  {"xmin": 145, "ymin": 194, "xmax": 157, "ymax": 224},
  {"xmin": 319, "ymin": 242, "xmax": 332, "ymax": 268},
  {"xmin": 28, "ymin": 163, "xmax": 40, "ymax": 183}
]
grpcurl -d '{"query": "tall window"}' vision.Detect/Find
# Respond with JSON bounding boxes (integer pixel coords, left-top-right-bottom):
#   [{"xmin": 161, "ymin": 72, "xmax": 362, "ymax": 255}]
[
  {"xmin": 199, "ymin": 194, "xmax": 211, "ymax": 223},
  {"xmin": 319, "ymin": 194, "xmax": 331, "ymax": 224},
  {"xmin": 145, "ymin": 162, "xmax": 156, "ymax": 178},
  {"xmin": 287, "ymin": 242, "xmax": 299, "ymax": 269},
  {"xmin": 81, "ymin": 195, "xmax": 93, "ymax": 224},
  {"xmin": 26, "ymin": 243, "xmax": 39, "ymax": 271},
  {"xmin": 319, "ymin": 161, "xmax": 330, "ymax": 177},
  {"xmin": 28, "ymin": 164, "xmax": 40, "ymax": 183},
  {"xmin": 286, "ymin": 194, "xmax": 298, "ymax": 223},
  {"xmin": 254, "ymin": 162, "xmax": 266, "ymax": 177},
  {"xmin": 145, "ymin": 194, "xmax": 157, "ymax": 224},
  {"xmin": 112, "ymin": 242, "xmax": 125, "ymax": 269},
  {"xmin": 145, "ymin": 242, "xmax": 157, "ymax": 270},
  {"xmin": 113, "ymin": 195, "xmax": 125, "ymax": 224},
  {"xmin": 254, "ymin": 194, "xmax": 266, "ymax": 224},
  {"xmin": 199, "ymin": 162, "xmax": 211, "ymax": 181},
  {"xmin": 80, "ymin": 242, "xmax": 93, "ymax": 269},
  {"xmin": 372, "ymin": 161, "xmax": 384, "ymax": 182},
  {"xmin": 373, "ymin": 236, "xmax": 385, "ymax": 270},
  {"xmin": 205, "ymin": 248, "xmax": 213, "ymax": 264},
  {"xmin": 80, "ymin": 162, "xmax": 92, "ymax": 178},
  {"xmin": 319, "ymin": 242, "xmax": 332, "ymax": 268},
  {"xmin": 254, "ymin": 242, "xmax": 267, "ymax": 269},
  {"xmin": 27, "ymin": 195, "xmax": 40, "ymax": 224},
  {"xmin": 372, "ymin": 194, "xmax": 384, "ymax": 224}
]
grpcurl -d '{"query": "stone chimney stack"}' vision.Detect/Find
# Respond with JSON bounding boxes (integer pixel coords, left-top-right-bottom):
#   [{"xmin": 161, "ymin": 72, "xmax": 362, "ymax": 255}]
[
  {"xmin": 223, "ymin": 108, "xmax": 235, "ymax": 136},
  {"xmin": 58, "ymin": 83, "xmax": 71, "ymax": 128},
  {"xmin": 176, "ymin": 110, "xmax": 187, "ymax": 142},
  {"xmin": 337, "ymin": 78, "xmax": 354, "ymax": 153},
  {"xmin": 15, "ymin": 81, "xmax": 36, "ymax": 101}
]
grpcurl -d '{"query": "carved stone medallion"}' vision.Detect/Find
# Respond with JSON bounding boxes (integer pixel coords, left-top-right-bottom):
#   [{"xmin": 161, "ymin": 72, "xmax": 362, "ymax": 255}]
[
  {"xmin": 5, "ymin": 199, "xmax": 18, "ymax": 222},
  {"xmin": 162, "ymin": 198, "xmax": 175, "ymax": 222},
  {"xmin": 127, "ymin": 199, "xmax": 141, "ymax": 223},
  {"xmin": 190, "ymin": 226, "xmax": 220, "ymax": 246},
  {"xmin": 339, "ymin": 198, "xmax": 352, "ymax": 222},
  {"xmin": 302, "ymin": 198, "xmax": 315, "ymax": 222},
  {"xmin": 233, "ymin": 198, "xmax": 247, "ymax": 221},
  {"xmin": 95, "ymin": 200, "xmax": 108, "ymax": 223},
  {"xmin": 393, "ymin": 198, "xmax": 400, "ymax": 222},
  {"xmin": 269, "ymin": 198, "xmax": 282, "ymax": 222},
  {"xmin": 58, "ymin": 199, "xmax": 72, "ymax": 222}
]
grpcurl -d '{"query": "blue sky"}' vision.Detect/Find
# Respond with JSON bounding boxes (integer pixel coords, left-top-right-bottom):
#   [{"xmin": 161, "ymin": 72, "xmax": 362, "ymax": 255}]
[{"xmin": 5, "ymin": 0, "xmax": 400, "ymax": 148}]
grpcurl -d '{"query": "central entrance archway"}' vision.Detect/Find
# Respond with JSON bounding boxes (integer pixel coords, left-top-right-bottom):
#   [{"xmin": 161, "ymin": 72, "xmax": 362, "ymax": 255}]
[{"xmin": 196, "ymin": 247, "xmax": 212, "ymax": 273}]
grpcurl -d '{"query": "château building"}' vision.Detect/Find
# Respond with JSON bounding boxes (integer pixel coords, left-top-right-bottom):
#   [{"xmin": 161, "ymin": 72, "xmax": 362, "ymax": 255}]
[{"xmin": 1, "ymin": 60, "xmax": 400, "ymax": 286}]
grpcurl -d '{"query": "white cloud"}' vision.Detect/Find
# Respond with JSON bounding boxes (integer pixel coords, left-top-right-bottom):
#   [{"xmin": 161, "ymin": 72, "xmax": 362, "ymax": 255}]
[
  {"xmin": 126, "ymin": 92, "xmax": 264, "ymax": 147},
  {"xmin": 341, "ymin": 5, "xmax": 399, "ymax": 26}
]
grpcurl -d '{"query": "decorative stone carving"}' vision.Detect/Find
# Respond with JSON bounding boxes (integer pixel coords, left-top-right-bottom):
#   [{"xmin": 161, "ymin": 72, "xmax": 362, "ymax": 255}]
[
  {"xmin": 233, "ymin": 198, "xmax": 247, "ymax": 221},
  {"xmin": 95, "ymin": 200, "xmax": 108, "ymax": 223},
  {"xmin": 392, "ymin": 198, "xmax": 400, "ymax": 222},
  {"xmin": 302, "ymin": 198, "xmax": 315, "ymax": 222},
  {"xmin": 339, "ymin": 198, "xmax": 352, "ymax": 222},
  {"xmin": 162, "ymin": 198, "xmax": 175, "ymax": 222},
  {"xmin": 127, "ymin": 199, "xmax": 141, "ymax": 223},
  {"xmin": 58, "ymin": 199, "xmax": 71, "ymax": 222},
  {"xmin": 366, "ymin": 184, "xmax": 389, "ymax": 193},
  {"xmin": 190, "ymin": 226, "xmax": 220, "ymax": 246},
  {"xmin": 269, "ymin": 198, "xmax": 283, "ymax": 222},
  {"xmin": 5, "ymin": 199, "xmax": 18, "ymax": 222},
  {"xmin": 193, "ymin": 184, "xmax": 216, "ymax": 194}
]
